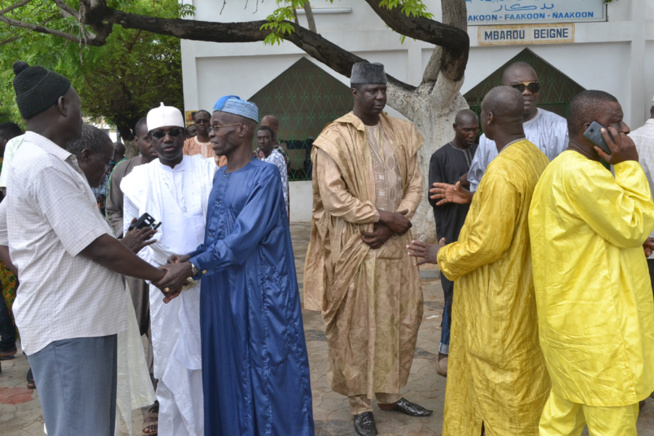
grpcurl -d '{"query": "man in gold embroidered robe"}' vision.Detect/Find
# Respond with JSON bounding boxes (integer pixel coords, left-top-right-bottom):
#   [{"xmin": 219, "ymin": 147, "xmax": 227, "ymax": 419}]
[{"xmin": 304, "ymin": 62, "xmax": 430, "ymax": 436}]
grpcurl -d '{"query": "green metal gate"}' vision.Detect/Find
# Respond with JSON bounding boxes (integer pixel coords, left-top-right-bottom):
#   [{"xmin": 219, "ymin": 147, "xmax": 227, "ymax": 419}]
[{"xmin": 250, "ymin": 57, "xmax": 353, "ymax": 181}]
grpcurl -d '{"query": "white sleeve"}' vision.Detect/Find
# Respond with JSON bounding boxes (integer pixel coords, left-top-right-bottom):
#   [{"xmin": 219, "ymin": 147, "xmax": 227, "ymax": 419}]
[
  {"xmin": 468, "ymin": 135, "xmax": 495, "ymax": 192},
  {"xmin": 123, "ymin": 194, "xmax": 140, "ymax": 237}
]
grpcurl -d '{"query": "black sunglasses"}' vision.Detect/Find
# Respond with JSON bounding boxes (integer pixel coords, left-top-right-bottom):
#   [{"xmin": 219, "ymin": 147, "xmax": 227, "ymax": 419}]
[
  {"xmin": 511, "ymin": 81, "xmax": 540, "ymax": 93},
  {"xmin": 150, "ymin": 128, "xmax": 184, "ymax": 140}
]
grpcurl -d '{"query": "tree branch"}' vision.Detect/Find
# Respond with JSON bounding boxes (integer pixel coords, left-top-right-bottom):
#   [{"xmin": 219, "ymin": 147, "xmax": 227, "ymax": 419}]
[
  {"xmin": 81, "ymin": 6, "xmax": 415, "ymax": 93},
  {"xmin": 0, "ymin": 0, "xmax": 32, "ymax": 16},
  {"xmin": 52, "ymin": 0, "xmax": 79, "ymax": 19},
  {"xmin": 363, "ymin": 0, "xmax": 469, "ymax": 82},
  {"xmin": 303, "ymin": 2, "xmax": 316, "ymax": 33},
  {"xmin": 0, "ymin": 15, "xmax": 103, "ymax": 45},
  {"xmin": 0, "ymin": 33, "xmax": 21, "ymax": 47}
]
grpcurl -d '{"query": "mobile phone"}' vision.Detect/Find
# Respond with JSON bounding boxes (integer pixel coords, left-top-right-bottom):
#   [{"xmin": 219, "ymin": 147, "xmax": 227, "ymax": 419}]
[
  {"xmin": 128, "ymin": 213, "xmax": 162, "ymax": 231},
  {"xmin": 583, "ymin": 121, "xmax": 614, "ymax": 155}
]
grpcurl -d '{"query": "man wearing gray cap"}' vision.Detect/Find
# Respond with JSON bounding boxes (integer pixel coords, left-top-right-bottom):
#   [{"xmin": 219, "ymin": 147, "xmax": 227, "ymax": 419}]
[
  {"xmin": 121, "ymin": 102, "xmax": 217, "ymax": 436},
  {"xmin": 4, "ymin": 61, "xmax": 167, "ymax": 436},
  {"xmin": 304, "ymin": 62, "xmax": 430, "ymax": 436},
  {"xmin": 158, "ymin": 95, "xmax": 314, "ymax": 435}
]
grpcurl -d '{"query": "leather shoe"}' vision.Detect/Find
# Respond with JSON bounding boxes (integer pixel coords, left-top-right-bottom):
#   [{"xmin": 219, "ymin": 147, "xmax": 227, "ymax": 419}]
[
  {"xmin": 378, "ymin": 397, "xmax": 433, "ymax": 417},
  {"xmin": 353, "ymin": 411, "xmax": 377, "ymax": 436}
]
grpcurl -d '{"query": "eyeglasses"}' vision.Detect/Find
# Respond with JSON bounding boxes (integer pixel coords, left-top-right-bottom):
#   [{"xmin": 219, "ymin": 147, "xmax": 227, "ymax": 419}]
[
  {"xmin": 150, "ymin": 128, "xmax": 184, "ymax": 140},
  {"xmin": 209, "ymin": 123, "xmax": 243, "ymax": 132},
  {"xmin": 511, "ymin": 81, "xmax": 540, "ymax": 93}
]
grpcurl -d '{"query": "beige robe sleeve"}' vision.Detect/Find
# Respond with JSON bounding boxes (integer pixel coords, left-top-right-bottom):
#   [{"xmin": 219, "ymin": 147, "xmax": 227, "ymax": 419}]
[
  {"xmin": 315, "ymin": 149, "xmax": 380, "ymax": 224},
  {"xmin": 397, "ymin": 146, "xmax": 423, "ymax": 219}
]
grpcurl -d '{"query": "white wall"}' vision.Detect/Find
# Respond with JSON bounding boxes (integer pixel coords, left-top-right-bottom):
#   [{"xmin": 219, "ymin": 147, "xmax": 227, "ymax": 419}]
[
  {"xmin": 290, "ymin": 181, "xmax": 313, "ymax": 222},
  {"xmin": 182, "ymin": 0, "xmax": 651, "ymax": 222}
]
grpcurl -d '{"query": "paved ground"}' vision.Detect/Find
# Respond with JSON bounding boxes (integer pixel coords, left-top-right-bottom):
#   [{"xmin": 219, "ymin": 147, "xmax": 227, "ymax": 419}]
[{"xmin": 2, "ymin": 222, "xmax": 654, "ymax": 435}]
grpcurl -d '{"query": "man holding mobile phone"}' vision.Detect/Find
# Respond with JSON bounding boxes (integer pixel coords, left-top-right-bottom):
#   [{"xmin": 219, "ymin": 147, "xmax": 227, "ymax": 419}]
[
  {"xmin": 529, "ymin": 90, "xmax": 654, "ymax": 433},
  {"xmin": 121, "ymin": 103, "xmax": 217, "ymax": 436}
]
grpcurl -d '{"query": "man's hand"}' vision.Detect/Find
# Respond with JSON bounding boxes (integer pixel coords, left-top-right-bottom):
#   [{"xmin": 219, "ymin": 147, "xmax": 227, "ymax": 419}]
[
  {"xmin": 430, "ymin": 182, "xmax": 473, "ymax": 206},
  {"xmin": 595, "ymin": 126, "xmax": 639, "ymax": 165},
  {"xmin": 643, "ymin": 237, "xmax": 654, "ymax": 257},
  {"xmin": 168, "ymin": 254, "xmax": 191, "ymax": 264},
  {"xmin": 121, "ymin": 218, "xmax": 157, "ymax": 254},
  {"xmin": 458, "ymin": 172, "xmax": 471, "ymax": 190},
  {"xmin": 161, "ymin": 285, "xmax": 182, "ymax": 304},
  {"xmin": 153, "ymin": 262, "xmax": 193, "ymax": 302},
  {"xmin": 407, "ymin": 238, "xmax": 446, "ymax": 266},
  {"xmin": 361, "ymin": 223, "xmax": 394, "ymax": 249},
  {"xmin": 378, "ymin": 209, "xmax": 412, "ymax": 235}
]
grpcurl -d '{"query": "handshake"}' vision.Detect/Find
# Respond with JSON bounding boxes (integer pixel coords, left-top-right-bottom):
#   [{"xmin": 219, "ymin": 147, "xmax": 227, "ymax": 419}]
[{"xmin": 152, "ymin": 254, "xmax": 195, "ymax": 303}]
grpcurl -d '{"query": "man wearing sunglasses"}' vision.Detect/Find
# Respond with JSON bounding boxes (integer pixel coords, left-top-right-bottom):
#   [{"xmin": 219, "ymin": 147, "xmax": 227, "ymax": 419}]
[
  {"xmin": 431, "ymin": 62, "xmax": 568, "ymax": 205},
  {"xmin": 121, "ymin": 103, "xmax": 217, "ymax": 436},
  {"xmin": 105, "ymin": 116, "xmax": 161, "ymax": 434}
]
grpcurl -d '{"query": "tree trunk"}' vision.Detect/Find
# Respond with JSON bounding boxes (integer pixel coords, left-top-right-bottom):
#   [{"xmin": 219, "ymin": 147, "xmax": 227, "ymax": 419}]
[{"xmin": 385, "ymin": 0, "xmax": 468, "ymax": 242}]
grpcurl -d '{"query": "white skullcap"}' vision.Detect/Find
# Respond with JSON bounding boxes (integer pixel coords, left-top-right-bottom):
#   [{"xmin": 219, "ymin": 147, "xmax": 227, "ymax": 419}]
[{"xmin": 147, "ymin": 102, "xmax": 184, "ymax": 131}]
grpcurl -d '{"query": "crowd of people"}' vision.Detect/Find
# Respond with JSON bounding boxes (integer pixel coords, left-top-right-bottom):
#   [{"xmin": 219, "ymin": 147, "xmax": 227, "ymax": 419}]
[{"xmin": 0, "ymin": 56, "xmax": 653, "ymax": 436}]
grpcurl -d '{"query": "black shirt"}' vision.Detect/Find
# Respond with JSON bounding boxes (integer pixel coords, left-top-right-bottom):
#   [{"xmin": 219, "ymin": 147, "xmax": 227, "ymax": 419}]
[{"xmin": 428, "ymin": 142, "xmax": 477, "ymax": 243}]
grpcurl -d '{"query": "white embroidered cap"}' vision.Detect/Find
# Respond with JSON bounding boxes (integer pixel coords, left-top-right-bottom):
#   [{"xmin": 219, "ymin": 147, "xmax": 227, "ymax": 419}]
[{"xmin": 147, "ymin": 102, "xmax": 184, "ymax": 131}]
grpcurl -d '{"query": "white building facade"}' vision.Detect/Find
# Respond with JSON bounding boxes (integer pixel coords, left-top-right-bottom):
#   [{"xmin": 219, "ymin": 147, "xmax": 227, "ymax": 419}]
[{"xmin": 181, "ymin": 0, "xmax": 653, "ymax": 222}]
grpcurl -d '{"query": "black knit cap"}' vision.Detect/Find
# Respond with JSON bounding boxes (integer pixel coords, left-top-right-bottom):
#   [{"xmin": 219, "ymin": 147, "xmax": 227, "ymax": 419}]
[{"xmin": 12, "ymin": 61, "xmax": 71, "ymax": 120}]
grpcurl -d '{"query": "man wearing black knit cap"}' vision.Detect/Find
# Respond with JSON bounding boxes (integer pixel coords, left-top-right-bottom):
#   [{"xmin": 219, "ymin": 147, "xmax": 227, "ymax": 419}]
[{"xmin": 1, "ymin": 61, "xmax": 168, "ymax": 436}]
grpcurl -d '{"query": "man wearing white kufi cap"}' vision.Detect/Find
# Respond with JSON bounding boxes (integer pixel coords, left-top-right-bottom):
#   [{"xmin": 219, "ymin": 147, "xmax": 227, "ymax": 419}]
[{"xmin": 121, "ymin": 102, "xmax": 217, "ymax": 436}]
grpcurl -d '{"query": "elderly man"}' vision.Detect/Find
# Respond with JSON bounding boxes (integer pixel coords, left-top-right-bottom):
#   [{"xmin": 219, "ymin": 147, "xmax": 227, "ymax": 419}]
[
  {"xmin": 121, "ymin": 103, "xmax": 216, "ymax": 436},
  {"xmin": 529, "ymin": 90, "xmax": 654, "ymax": 434},
  {"xmin": 432, "ymin": 61, "xmax": 568, "ymax": 204},
  {"xmin": 303, "ymin": 62, "xmax": 428, "ymax": 436},
  {"xmin": 409, "ymin": 86, "xmax": 551, "ymax": 435},
  {"xmin": 427, "ymin": 109, "xmax": 478, "ymax": 377},
  {"xmin": 157, "ymin": 96, "xmax": 314, "ymax": 435},
  {"xmin": 5, "ymin": 61, "xmax": 166, "ymax": 436}
]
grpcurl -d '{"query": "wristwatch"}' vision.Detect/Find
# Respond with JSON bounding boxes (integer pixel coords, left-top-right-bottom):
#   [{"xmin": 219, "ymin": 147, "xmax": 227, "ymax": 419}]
[{"xmin": 190, "ymin": 262, "xmax": 199, "ymax": 278}]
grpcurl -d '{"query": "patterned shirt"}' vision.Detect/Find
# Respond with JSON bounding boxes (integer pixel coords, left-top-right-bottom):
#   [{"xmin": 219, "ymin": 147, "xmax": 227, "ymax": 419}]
[
  {"xmin": 259, "ymin": 149, "xmax": 289, "ymax": 214},
  {"xmin": 254, "ymin": 145, "xmax": 289, "ymax": 167}
]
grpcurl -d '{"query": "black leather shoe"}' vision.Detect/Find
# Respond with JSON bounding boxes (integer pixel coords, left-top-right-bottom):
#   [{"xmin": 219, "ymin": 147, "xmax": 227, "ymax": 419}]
[
  {"xmin": 378, "ymin": 397, "xmax": 433, "ymax": 417},
  {"xmin": 353, "ymin": 411, "xmax": 378, "ymax": 436}
]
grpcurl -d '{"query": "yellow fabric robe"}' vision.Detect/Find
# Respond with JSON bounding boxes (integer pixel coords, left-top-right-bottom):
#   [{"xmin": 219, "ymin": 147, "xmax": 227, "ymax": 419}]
[
  {"xmin": 303, "ymin": 112, "xmax": 424, "ymax": 398},
  {"xmin": 437, "ymin": 139, "xmax": 551, "ymax": 435},
  {"xmin": 529, "ymin": 150, "xmax": 654, "ymax": 407}
]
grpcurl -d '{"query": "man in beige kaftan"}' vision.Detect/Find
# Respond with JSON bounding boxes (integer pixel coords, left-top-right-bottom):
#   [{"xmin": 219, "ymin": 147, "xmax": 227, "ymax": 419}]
[{"xmin": 304, "ymin": 62, "xmax": 430, "ymax": 436}]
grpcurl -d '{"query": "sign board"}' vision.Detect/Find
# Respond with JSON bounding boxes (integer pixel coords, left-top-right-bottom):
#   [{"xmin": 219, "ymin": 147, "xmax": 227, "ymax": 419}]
[
  {"xmin": 185, "ymin": 110, "xmax": 197, "ymax": 126},
  {"xmin": 467, "ymin": 0, "xmax": 606, "ymax": 26},
  {"xmin": 479, "ymin": 23, "xmax": 574, "ymax": 46}
]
